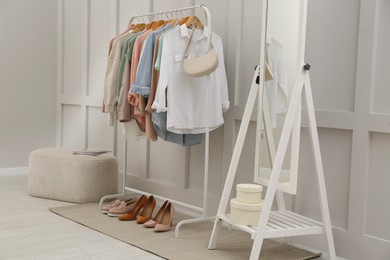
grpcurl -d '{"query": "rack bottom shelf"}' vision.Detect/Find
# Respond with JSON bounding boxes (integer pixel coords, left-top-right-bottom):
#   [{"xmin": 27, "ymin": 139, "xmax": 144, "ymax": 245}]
[{"xmin": 218, "ymin": 210, "xmax": 324, "ymax": 239}]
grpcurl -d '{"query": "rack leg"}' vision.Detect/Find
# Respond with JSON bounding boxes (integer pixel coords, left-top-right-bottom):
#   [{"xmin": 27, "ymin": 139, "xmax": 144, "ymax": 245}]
[
  {"xmin": 99, "ymin": 139, "xmax": 129, "ymax": 210},
  {"xmin": 208, "ymin": 217, "xmax": 223, "ymax": 249},
  {"xmin": 303, "ymin": 73, "xmax": 336, "ymax": 260},
  {"xmin": 175, "ymin": 216, "xmax": 215, "ymax": 238},
  {"xmin": 174, "ymin": 72, "xmax": 214, "ymax": 238},
  {"xmin": 250, "ymin": 72, "xmax": 305, "ymax": 259},
  {"xmin": 209, "ymin": 67, "xmax": 261, "ymax": 249}
]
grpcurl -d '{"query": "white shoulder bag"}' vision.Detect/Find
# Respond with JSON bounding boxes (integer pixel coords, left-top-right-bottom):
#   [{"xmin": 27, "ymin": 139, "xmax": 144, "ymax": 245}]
[{"xmin": 182, "ymin": 29, "xmax": 218, "ymax": 78}]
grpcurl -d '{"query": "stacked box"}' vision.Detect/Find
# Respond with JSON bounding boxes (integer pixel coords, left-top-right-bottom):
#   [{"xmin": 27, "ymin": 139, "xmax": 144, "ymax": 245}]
[{"xmin": 230, "ymin": 183, "xmax": 264, "ymax": 226}]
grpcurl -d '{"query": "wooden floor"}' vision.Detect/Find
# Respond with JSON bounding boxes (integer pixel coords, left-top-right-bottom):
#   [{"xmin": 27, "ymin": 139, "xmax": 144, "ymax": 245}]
[
  {"xmin": 0, "ymin": 173, "xmax": 163, "ymax": 260},
  {"xmin": 0, "ymin": 172, "xmax": 335, "ymax": 260}
]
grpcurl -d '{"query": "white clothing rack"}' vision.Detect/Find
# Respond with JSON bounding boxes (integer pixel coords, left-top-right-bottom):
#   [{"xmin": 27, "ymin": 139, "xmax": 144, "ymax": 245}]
[
  {"xmin": 208, "ymin": 0, "xmax": 336, "ymax": 259},
  {"xmin": 99, "ymin": 4, "xmax": 215, "ymax": 238}
]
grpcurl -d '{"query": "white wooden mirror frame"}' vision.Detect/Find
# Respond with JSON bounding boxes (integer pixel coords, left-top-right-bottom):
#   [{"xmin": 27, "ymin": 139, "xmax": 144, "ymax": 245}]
[
  {"xmin": 209, "ymin": 0, "xmax": 336, "ymax": 259},
  {"xmin": 254, "ymin": 0, "xmax": 307, "ymax": 195}
]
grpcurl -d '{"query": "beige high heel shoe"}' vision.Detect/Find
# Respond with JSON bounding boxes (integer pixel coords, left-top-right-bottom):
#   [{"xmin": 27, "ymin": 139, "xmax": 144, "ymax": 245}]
[
  {"xmin": 154, "ymin": 202, "xmax": 175, "ymax": 232},
  {"xmin": 143, "ymin": 200, "xmax": 169, "ymax": 228}
]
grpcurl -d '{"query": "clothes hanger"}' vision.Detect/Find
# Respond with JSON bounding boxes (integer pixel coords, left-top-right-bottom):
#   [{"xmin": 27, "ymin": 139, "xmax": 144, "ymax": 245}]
[
  {"xmin": 170, "ymin": 18, "xmax": 179, "ymax": 26},
  {"xmin": 145, "ymin": 21, "xmax": 155, "ymax": 30},
  {"xmin": 179, "ymin": 16, "xmax": 190, "ymax": 25},
  {"xmin": 132, "ymin": 23, "xmax": 146, "ymax": 33},
  {"xmin": 151, "ymin": 20, "xmax": 165, "ymax": 30},
  {"xmin": 126, "ymin": 17, "xmax": 145, "ymax": 32},
  {"xmin": 138, "ymin": 23, "xmax": 147, "ymax": 32},
  {"xmin": 163, "ymin": 13, "xmax": 171, "ymax": 24},
  {"xmin": 167, "ymin": 11, "xmax": 177, "ymax": 25},
  {"xmin": 185, "ymin": 16, "xmax": 204, "ymax": 29},
  {"xmin": 150, "ymin": 13, "xmax": 168, "ymax": 30},
  {"xmin": 177, "ymin": 9, "xmax": 189, "ymax": 25}
]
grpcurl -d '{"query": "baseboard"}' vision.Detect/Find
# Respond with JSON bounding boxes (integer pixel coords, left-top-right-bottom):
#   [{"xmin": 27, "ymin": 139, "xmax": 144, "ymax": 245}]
[{"xmin": 0, "ymin": 167, "xmax": 28, "ymax": 176}]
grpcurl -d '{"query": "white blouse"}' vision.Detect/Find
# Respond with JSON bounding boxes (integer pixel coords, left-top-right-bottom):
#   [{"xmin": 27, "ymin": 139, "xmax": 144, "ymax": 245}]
[
  {"xmin": 151, "ymin": 24, "xmax": 229, "ymax": 134},
  {"xmin": 265, "ymin": 34, "xmax": 288, "ymax": 128}
]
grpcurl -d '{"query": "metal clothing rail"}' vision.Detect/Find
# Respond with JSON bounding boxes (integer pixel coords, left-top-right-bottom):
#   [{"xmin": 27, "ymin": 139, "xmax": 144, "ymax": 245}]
[{"xmin": 99, "ymin": 4, "xmax": 214, "ymax": 238}]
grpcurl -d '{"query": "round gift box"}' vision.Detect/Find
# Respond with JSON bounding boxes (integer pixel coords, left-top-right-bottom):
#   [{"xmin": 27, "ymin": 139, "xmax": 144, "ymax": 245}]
[
  {"xmin": 230, "ymin": 198, "xmax": 263, "ymax": 226},
  {"xmin": 236, "ymin": 183, "xmax": 263, "ymax": 204}
]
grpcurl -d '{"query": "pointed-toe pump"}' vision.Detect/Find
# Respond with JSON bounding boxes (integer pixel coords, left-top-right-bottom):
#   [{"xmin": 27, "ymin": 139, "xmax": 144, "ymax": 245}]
[
  {"xmin": 143, "ymin": 200, "xmax": 169, "ymax": 228},
  {"xmin": 119, "ymin": 195, "xmax": 147, "ymax": 221},
  {"xmin": 136, "ymin": 195, "xmax": 157, "ymax": 224},
  {"xmin": 154, "ymin": 202, "xmax": 175, "ymax": 232}
]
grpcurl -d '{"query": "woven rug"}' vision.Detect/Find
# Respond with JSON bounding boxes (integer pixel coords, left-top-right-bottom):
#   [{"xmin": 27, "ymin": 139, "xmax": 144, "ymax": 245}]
[{"xmin": 49, "ymin": 203, "xmax": 321, "ymax": 260}]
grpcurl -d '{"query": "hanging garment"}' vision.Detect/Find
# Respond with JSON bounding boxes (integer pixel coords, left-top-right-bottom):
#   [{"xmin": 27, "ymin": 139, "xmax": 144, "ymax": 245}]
[
  {"xmin": 152, "ymin": 24, "xmax": 229, "ymax": 134},
  {"xmin": 117, "ymin": 32, "xmax": 143, "ymax": 123},
  {"xmin": 265, "ymin": 34, "xmax": 288, "ymax": 128},
  {"xmin": 152, "ymin": 111, "xmax": 203, "ymax": 146},
  {"xmin": 128, "ymin": 30, "xmax": 153, "ymax": 102},
  {"xmin": 108, "ymin": 24, "xmax": 132, "ymax": 55},
  {"xmin": 125, "ymin": 30, "xmax": 154, "ymax": 131},
  {"xmin": 143, "ymin": 25, "xmax": 204, "ymax": 145},
  {"xmin": 144, "ymin": 28, "xmax": 176, "ymax": 141},
  {"xmin": 103, "ymin": 31, "xmax": 135, "ymax": 125},
  {"xmin": 153, "ymin": 26, "xmax": 175, "ymax": 71},
  {"xmin": 145, "ymin": 26, "xmax": 180, "ymax": 141},
  {"xmin": 101, "ymin": 24, "xmax": 133, "ymax": 114},
  {"xmin": 131, "ymin": 24, "xmax": 172, "ymax": 97},
  {"xmin": 118, "ymin": 57, "xmax": 133, "ymax": 122},
  {"xmin": 117, "ymin": 32, "xmax": 143, "ymax": 104},
  {"xmin": 122, "ymin": 120, "xmax": 145, "ymax": 140}
]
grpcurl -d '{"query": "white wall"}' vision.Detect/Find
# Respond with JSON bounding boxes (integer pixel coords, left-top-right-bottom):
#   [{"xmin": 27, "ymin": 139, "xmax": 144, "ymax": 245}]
[
  {"xmin": 293, "ymin": 1, "xmax": 390, "ymax": 259},
  {"xmin": 0, "ymin": 0, "xmax": 57, "ymax": 168},
  {"xmin": 1, "ymin": 0, "xmax": 389, "ymax": 258}
]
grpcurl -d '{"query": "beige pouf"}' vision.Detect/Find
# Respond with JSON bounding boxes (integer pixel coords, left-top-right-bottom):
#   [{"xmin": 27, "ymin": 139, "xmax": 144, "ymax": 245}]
[{"xmin": 28, "ymin": 148, "xmax": 118, "ymax": 203}]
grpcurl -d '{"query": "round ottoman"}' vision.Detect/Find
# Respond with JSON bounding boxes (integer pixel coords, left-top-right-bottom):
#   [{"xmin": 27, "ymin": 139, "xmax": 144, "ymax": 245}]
[{"xmin": 28, "ymin": 148, "xmax": 118, "ymax": 203}]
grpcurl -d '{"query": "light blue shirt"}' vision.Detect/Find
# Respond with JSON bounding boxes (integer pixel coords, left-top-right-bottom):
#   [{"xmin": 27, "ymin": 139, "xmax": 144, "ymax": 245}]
[
  {"xmin": 131, "ymin": 24, "xmax": 172, "ymax": 97},
  {"xmin": 154, "ymin": 25, "xmax": 179, "ymax": 71}
]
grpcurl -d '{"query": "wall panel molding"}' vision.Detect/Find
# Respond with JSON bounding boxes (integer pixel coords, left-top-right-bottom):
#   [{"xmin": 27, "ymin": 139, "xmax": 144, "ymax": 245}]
[{"xmin": 56, "ymin": 0, "xmax": 390, "ymax": 258}]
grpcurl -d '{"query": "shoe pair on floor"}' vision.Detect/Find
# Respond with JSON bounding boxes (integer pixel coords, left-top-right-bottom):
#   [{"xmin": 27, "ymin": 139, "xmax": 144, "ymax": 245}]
[
  {"xmin": 102, "ymin": 195, "xmax": 175, "ymax": 232},
  {"xmin": 142, "ymin": 199, "xmax": 175, "ymax": 232},
  {"xmin": 119, "ymin": 195, "xmax": 176, "ymax": 232},
  {"xmin": 101, "ymin": 197, "xmax": 138, "ymax": 216}
]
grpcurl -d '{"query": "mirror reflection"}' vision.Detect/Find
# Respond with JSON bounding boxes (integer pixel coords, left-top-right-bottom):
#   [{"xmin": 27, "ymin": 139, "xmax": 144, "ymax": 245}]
[{"xmin": 256, "ymin": 0, "xmax": 302, "ymax": 194}]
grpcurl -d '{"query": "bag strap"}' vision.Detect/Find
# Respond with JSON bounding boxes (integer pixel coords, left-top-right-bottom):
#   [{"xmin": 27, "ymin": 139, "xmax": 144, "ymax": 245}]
[
  {"xmin": 184, "ymin": 27, "xmax": 213, "ymax": 59},
  {"xmin": 184, "ymin": 28, "xmax": 195, "ymax": 59}
]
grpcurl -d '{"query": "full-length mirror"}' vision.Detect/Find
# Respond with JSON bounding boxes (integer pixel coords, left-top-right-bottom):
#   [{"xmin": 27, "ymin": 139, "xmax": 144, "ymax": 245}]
[{"xmin": 255, "ymin": 0, "xmax": 304, "ymax": 194}]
